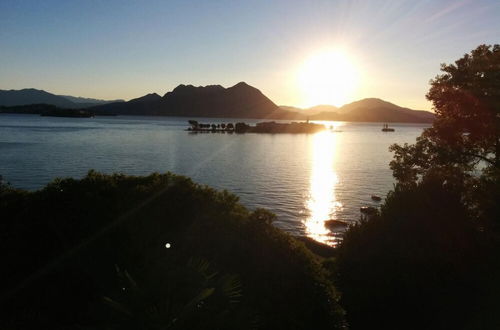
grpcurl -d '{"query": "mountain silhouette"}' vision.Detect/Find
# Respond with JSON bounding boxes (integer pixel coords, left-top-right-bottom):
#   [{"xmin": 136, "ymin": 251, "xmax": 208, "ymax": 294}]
[
  {"xmin": 92, "ymin": 82, "xmax": 297, "ymax": 119},
  {"xmin": 0, "ymin": 89, "xmax": 79, "ymax": 108},
  {"xmin": 0, "ymin": 89, "xmax": 123, "ymax": 109},
  {"xmin": 308, "ymin": 98, "xmax": 434, "ymax": 123},
  {"xmin": 58, "ymin": 95, "xmax": 124, "ymax": 105},
  {"xmin": 129, "ymin": 93, "xmax": 162, "ymax": 103},
  {"xmin": 280, "ymin": 104, "xmax": 338, "ymax": 116},
  {"xmin": 1, "ymin": 86, "xmax": 434, "ymax": 123}
]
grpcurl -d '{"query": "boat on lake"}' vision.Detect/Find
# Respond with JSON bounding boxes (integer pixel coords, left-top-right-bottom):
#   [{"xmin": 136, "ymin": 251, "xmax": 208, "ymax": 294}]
[{"xmin": 381, "ymin": 123, "xmax": 395, "ymax": 132}]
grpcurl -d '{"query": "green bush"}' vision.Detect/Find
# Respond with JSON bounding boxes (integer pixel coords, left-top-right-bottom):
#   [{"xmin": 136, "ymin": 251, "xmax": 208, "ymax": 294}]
[{"xmin": 0, "ymin": 171, "xmax": 344, "ymax": 329}]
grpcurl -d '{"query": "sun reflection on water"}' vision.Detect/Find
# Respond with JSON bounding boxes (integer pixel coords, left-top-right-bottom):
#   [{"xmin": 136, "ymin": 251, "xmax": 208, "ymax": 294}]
[{"xmin": 304, "ymin": 130, "xmax": 343, "ymax": 246}]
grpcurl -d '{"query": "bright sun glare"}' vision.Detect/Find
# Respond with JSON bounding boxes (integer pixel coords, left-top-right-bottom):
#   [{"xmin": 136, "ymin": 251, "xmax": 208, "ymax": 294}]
[{"xmin": 297, "ymin": 49, "xmax": 359, "ymax": 107}]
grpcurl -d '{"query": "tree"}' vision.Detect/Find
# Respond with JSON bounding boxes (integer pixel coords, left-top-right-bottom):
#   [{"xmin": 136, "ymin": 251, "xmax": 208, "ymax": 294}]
[
  {"xmin": 390, "ymin": 44, "xmax": 499, "ymax": 223},
  {"xmin": 337, "ymin": 180, "xmax": 485, "ymax": 329},
  {"xmin": 428, "ymin": 45, "xmax": 500, "ymax": 166},
  {"xmin": 188, "ymin": 120, "xmax": 199, "ymax": 130},
  {"xmin": 235, "ymin": 122, "xmax": 250, "ymax": 133},
  {"xmin": 337, "ymin": 45, "xmax": 500, "ymax": 329},
  {"xmin": 391, "ymin": 44, "xmax": 499, "ymax": 180}
]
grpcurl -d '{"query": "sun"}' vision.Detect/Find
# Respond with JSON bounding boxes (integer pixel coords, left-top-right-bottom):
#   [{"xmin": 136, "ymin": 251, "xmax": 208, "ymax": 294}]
[{"xmin": 297, "ymin": 49, "xmax": 359, "ymax": 107}]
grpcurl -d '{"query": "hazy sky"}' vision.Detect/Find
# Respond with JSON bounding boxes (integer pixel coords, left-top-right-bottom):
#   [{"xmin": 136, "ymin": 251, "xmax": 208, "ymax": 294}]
[{"xmin": 1, "ymin": 0, "xmax": 499, "ymax": 109}]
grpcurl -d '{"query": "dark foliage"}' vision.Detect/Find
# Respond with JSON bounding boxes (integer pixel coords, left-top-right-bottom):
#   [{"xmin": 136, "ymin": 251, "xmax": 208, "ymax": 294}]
[
  {"xmin": 251, "ymin": 121, "xmax": 325, "ymax": 133},
  {"xmin": 337, "ymin": 45, "xmax": 500, "ymax": 329},
  {"xmin": 337, "ymin": 180, "xmax": 499, "ymax": 329},
  {"xmin": 0, "ymin": 171, "xmax": 344, "ymax": 329},
  {"xmin": 390, "ymin": 44, "xmax": 500, "ymax": 229}
]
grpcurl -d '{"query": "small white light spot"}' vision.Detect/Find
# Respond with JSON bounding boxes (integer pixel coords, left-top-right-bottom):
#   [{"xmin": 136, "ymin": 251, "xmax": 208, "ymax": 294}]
[{"xmin": 165, "ymin": 243, "xmax": 171, "ymax": 249}]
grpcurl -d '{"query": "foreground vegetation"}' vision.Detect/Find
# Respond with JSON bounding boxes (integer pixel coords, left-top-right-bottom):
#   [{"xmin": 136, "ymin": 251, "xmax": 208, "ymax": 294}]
[
  {"xmin": 0, "ymin": 172, "xmax": 344, "ymax": 329},
  {"xmin": 337, "ymin": 44, "xmax": 500, "ymax": 329},
  {"xmin": 337, "ymin": 179, "xmax": 499, "ymax": 329}
]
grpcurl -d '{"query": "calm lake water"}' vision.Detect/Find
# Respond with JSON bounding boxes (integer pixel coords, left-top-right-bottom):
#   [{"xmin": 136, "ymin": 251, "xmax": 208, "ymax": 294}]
[{"xmin": 0, "ymin": 114, "xmax": 428, "ymax": 245}]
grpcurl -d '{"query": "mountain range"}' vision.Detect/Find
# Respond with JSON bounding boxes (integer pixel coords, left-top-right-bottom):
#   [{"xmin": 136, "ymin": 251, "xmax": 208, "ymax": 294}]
[
  {"xmin": 0, "ymin": 84, "xmax": 434, "ymax": 123},
  {"xmin": 0, "ymin": 88, "xmax": 124, "ymax": 109},
  {"xmin": 58, "ymin": 95, "xmax": 124, "ymax": 105},
  {"xmin": 280, "ymin": 105, "xmax": 339, "ymax": 116},
  {"xmin": 309, "ymin": 98, "xmax": 434, "ymax": 122},
  {"xmin": 89, "ymin": 82, "xmax": 297, "ymax": 119}
]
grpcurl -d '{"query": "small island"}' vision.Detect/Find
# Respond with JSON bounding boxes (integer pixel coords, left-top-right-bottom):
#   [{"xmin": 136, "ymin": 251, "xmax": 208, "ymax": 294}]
[{"xmin": 187, "ymin": 120, "xmax": 326, "ymax": 134}]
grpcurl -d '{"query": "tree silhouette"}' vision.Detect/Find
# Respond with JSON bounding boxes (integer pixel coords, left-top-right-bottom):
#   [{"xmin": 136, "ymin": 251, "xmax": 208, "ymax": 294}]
[
  {"xmin": 337, "ymin": 45, "xmax": 500, "ymax": 329},
  {"xmin": 390, "ymin": 44, "xmax": 500, "ymax": 186}
]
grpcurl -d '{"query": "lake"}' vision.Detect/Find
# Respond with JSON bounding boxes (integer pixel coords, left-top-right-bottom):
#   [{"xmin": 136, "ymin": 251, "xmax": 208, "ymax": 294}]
[{"xmin": 0, "ymin": 114, "xmax": 428, "ymax": 245}]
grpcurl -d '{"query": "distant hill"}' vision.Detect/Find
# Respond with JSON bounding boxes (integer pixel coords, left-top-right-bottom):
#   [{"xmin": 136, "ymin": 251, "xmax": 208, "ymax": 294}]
[
  {"xmin": 280, "ymin": 105, "xmax": 338, "ymax": 116},
  {"xmin": 1, "ymin": 86, "xmax": 434, "ymax": 123},
  {"xmin": 281, "ymin": 99, "xmax": 433, "ymax": 123},
  {"xmin": 0, "ymin": 89, "xmax": 79, "ymax": 108},
  {"xmin": 338, "ymin": 98, "xmax": 434, "ymax": 120},
  {"xmin": 0, "ymin": 88, "xmax": 123, "ymax": 109},
  {"xmin": 129, "ymin": 93, "xmax": 162, "ymax": 103},
  {"xmin": 59, "ymin": 95, "xmax": 124, "ymax": 105},
  {"xmin": 308, "ymin": 98, "xmax": 434, "ymax": 123},
  {"xmin": 308, "ymin": 105, "xmax": 338, "ymax": 114},
  {"xmin": 88, "ymin": 93, "xmax": 164, "ymax": 115},
  {"xmin": 92, "ymin": 82, "xmax": 299, "ymax": 119}
]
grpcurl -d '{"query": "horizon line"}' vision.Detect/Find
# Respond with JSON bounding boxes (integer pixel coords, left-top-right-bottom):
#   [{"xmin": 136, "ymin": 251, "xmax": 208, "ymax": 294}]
[{"xmin": 0, "ymin": 84, "xmax": 433, "ymax": 112}]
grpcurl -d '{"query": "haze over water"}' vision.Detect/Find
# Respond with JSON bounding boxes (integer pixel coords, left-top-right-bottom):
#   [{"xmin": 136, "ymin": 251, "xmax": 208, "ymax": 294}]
[{"xmin": 0, "ymin": 114, "xmax": 428, "ymax": 245}]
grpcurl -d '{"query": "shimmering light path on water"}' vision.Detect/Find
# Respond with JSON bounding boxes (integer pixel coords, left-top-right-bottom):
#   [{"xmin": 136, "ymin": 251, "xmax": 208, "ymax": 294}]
[
  {"xmin": 305, "ymin": 131, "xmax": 341, "ymax": 245},
  {"xmin": 0, "ymin": 114, "xmax": 428, "ymax": 245}
]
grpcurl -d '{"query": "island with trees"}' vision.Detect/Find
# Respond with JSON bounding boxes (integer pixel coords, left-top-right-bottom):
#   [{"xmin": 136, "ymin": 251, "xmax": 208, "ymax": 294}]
[{"xmin": 187, "ymin": 120, "xmax": 326, "ymax": 134}]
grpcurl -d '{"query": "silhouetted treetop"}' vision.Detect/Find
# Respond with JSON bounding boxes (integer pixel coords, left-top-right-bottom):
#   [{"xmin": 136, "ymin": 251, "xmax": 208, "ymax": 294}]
[
  {"xmin": 390, "ymin": 44, "xmax": 500, "ymax": 231},
  {"xmin": 339, "ymin": 45, "xmax": 500, "ymax": 330},
  {"xmin": 391, "ymin": 44, "xmax": 500, "ymax": 187},
  {"xmin": 426, "ymin": 44, "xmax": 500, "ymax": 168}
]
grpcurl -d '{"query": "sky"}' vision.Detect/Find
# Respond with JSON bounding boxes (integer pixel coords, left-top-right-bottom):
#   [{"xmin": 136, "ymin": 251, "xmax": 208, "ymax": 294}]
[{"xmin": 1, "ymin": 0, "xmax": 499, "ymax": 110}]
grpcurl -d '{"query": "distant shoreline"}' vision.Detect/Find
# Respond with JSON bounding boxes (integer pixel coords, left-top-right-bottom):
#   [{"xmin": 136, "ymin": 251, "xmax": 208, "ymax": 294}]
[
  {"xmin": 1, "ymin": 85, "xmax": 435, "ymax": 123},
  {"xmin": 0, "ymin": 108, "xmax": 433, "ymax": 125}
]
